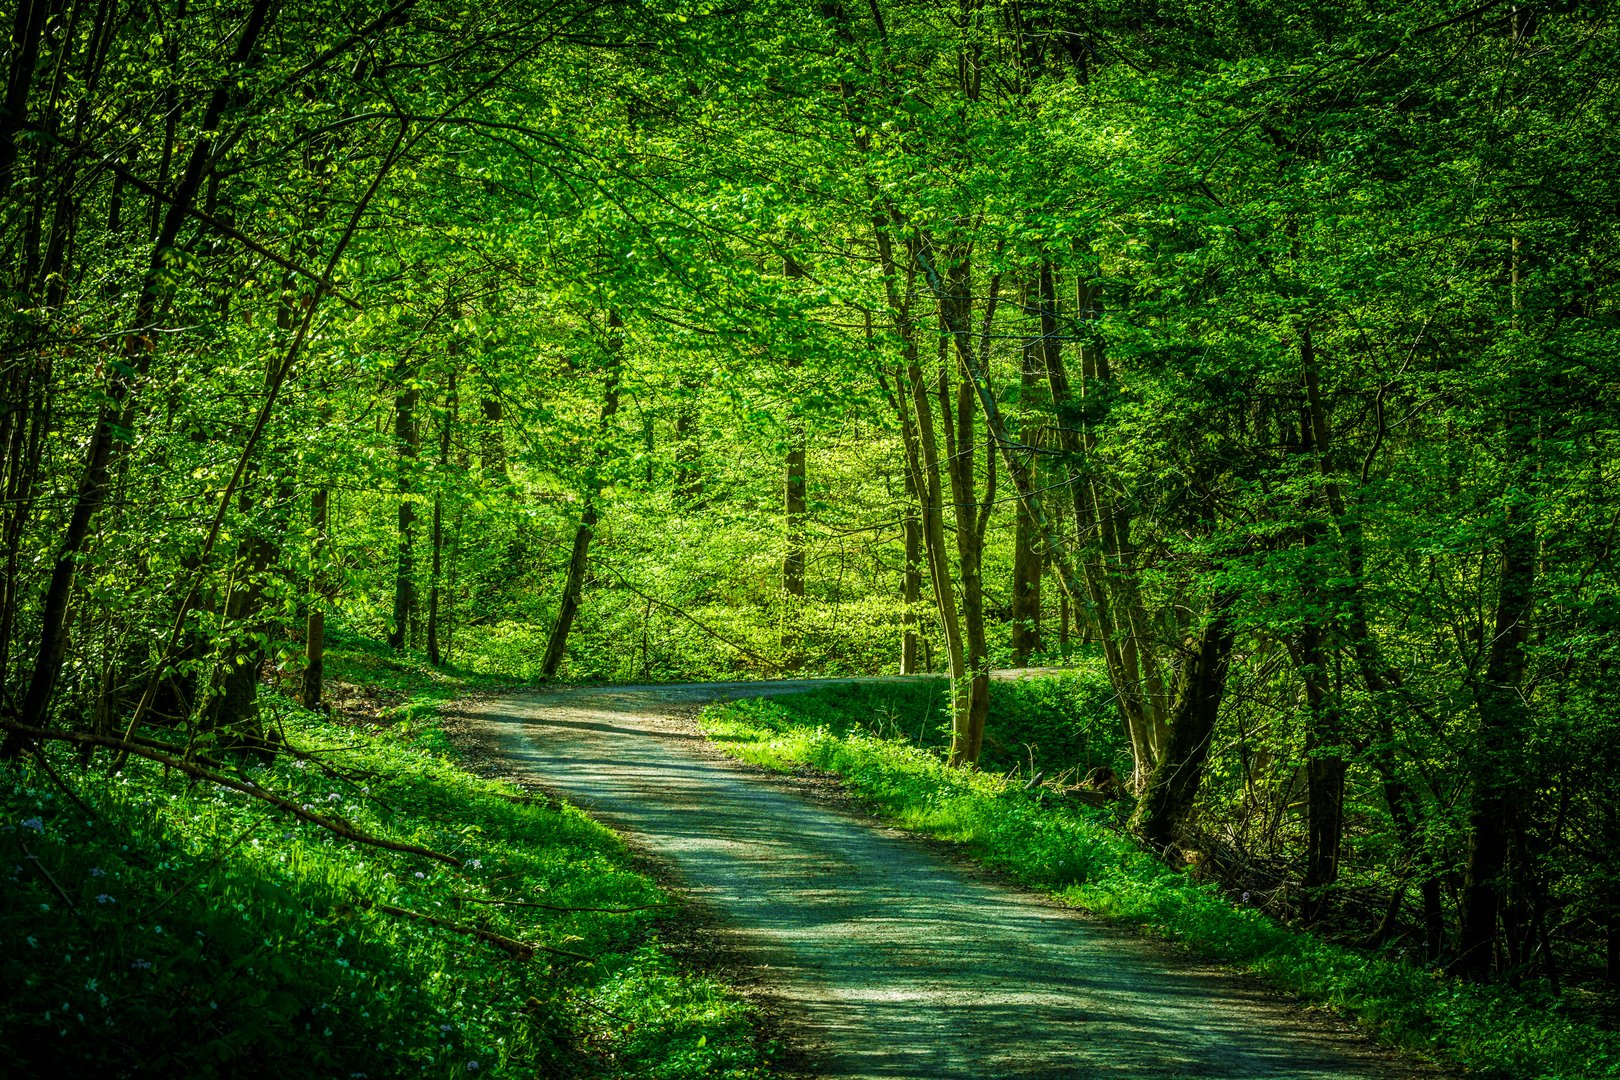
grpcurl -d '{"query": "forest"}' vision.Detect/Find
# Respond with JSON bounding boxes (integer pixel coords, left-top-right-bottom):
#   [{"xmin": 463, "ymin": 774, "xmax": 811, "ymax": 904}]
[{"xmin": 2, "ymin": 0, "xmax": 1618, "ymax": 1076}]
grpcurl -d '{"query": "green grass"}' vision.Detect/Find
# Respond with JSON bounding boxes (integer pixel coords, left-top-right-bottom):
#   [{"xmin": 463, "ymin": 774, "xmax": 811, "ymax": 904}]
[
  {"xmin": 1, "ymin": 638, "xmax": 770, "ymax": 1079},
  {"xmin": 700, "ymin": 680, "xmax": 1620, "ymax": 1080}
]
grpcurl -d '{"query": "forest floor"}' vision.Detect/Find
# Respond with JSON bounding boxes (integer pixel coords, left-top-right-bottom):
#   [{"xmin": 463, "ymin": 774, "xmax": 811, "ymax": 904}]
[{"xmin": 447, "ymin": 679, "xmax": 1439, "ymax": 1080}]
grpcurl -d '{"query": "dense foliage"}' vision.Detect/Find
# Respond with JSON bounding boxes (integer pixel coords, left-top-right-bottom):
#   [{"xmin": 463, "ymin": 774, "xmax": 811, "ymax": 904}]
[{"xmin": 2, "ymin": 0, "xmax": 1617, "ymax": 1069}]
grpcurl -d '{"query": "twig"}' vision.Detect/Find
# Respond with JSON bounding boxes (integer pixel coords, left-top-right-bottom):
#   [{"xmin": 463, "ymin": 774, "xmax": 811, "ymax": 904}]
[
  {"xmin": 1, "ymin": 722, "xmax": 461, "ymax": 867},
  {"xmin": 499, "ymin": 793, "xmax": 553, "ymax": 806},
  {"xmin": 28, "ymin": 748, "xmax": 98, "ymax": 820},
  {"xmin": 21, "ymin": 842, "xmax": 90, "ymax": 929},
  {"xmin": 362, "ymin": 900, "xmax": 591, "ymax": 961},
  {"xmin": 454, "ymin": 895, "xmax": 669, "ymax": 914},
  {"xmin": 571, "ymin": 994, "xmax": 631, "ymax": 1023},
  {"xmin": 280, "ymin": 741, "xmax": 399, "ymax": 815},
  {"xmin": 135, "ymin": 811, "xmax": 273, "ymax": 922},
  {"xmin": 595, "ymin": 564, "xmax": 776, "ymax": 670}
]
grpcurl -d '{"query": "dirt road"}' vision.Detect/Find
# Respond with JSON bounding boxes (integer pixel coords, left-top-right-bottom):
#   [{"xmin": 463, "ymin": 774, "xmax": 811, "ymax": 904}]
[{"xmin": 455, "ymin": 681, "xmax": 1429, "ymax": 1079}]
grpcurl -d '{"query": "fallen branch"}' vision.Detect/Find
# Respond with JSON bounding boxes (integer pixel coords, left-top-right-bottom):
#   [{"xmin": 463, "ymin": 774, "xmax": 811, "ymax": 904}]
[
  {"xmin": 278, "ymin": 738, "xmax": 399, "ymax": 816},
  {"xmin": 454, "ymin": 895, "xmax": 669, "ymax": 914},
  {"xmin": 1, "ymin": 721, "xmax": 461, "ymax": 867},
  {"xmin": 363, "ymin": 900, "xmax": 591, "ymax": 961},
  {"xmin": 28, "ymin": 747, "xmax": 99, "ymax": 820},
  {"xmin": 136, "ymin": 811, "xmax": 274, "ymax": 923},
  {"xmin": 595, "ymin": 565, "xmax": 776, "ymax": 671},
  {"xmin": 21, "ymin": 842, "xmax": 91, "ymax": 929},
  {"xmin": 499, "ymin": 793, "xmax": 554, "ymax": 806}
]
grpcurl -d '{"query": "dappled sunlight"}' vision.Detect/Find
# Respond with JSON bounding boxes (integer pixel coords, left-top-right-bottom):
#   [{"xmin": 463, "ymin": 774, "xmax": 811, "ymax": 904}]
[{"xmin": 465, "ymin": 685, "xmax": 1414, "ymax": 1079}]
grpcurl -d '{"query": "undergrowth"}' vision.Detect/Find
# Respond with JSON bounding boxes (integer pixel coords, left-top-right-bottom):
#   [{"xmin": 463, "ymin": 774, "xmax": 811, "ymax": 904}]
[
  {"xmin": 700, "ymin": 680, "xmax": 1620, "ymax": 1080},
  {"xmin": 1, "ymin": 638, "xmax": 768, "ymax": 1079}
]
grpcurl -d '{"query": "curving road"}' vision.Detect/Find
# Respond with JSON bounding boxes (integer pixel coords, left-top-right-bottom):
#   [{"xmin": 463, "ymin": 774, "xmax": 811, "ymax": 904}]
[{"xmin": 453, "ymin": 681, "xmax": 1432, "ymax": 1079}]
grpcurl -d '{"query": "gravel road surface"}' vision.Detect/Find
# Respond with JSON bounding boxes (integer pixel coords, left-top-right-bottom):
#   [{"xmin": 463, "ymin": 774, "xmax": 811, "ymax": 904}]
[{"xmin": 454, "ymin": 680, "xmax": 1433, "ymax": 1079}]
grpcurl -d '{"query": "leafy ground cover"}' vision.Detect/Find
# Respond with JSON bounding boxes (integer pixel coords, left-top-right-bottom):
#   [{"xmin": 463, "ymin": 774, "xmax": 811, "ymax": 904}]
[
  {"xmin": 700, "ymin": 678, "xmax": 1620, "ymax": 1080},
  {"xmin": 0, "ymin": 636, "xmax": 770, "ymax": 1079}
]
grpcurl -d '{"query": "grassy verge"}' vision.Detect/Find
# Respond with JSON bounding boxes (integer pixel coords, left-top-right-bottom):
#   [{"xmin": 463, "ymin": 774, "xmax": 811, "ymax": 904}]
[
  {"xmin": 1, "ymin": 637, "xmax": 771, "ymax": 1079},
  {"xmin": 700, "ymin": 680, "xmax": 1618, "ymax": 1080}
]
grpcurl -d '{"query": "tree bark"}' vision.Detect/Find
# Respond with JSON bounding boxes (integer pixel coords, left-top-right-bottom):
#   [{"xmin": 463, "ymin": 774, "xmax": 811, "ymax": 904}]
[
  {"xmin": 1297, "ymin": 618, "xmax": 1346, "ymax": 922},
  {"xmin": 1009, "ymin": 274, "xmax": 1045, "ymax": 665},
  {"xmin": 389, "ymin": 357, "xmax": 419, "ymax": 651},
  {"xmin": 1456, "ymin": 229, "xmax": 1537, "ymax": 981},
  {"xmin": 783, "ymin": 437, "xmax": 807, "ymax": 599},
  {"xmin": 1296, "ymin": 327, "xmax": 1348, "ymax": 921},
  {"xmin": 823, "ymin": 2, "xmax": 977, "ymax": 761},
  {"xmin": 673, "ymin": 374, "xmax": 702, "ymax": 501},
  {"xmin": 1027, "ymin": 261, "xmax": 1162, "ymax": 787},
  {"xmin": 894, "ymin": 334, "xmax": 967, "ymax": 752},
  {"xmin": 301, "ymin": 488, "xmax": 330, "ymax": 710},
  {"xmin": 900, "ymin": 470, "xmax": 923, "ymax": 675},
  {"xmin": 1128, "ymin": 592, "xmax": 1240, "ymax": 852},
  {"xmin": 1059, "ymin": 587, "xmax": 1071, "ymax": 654},
  {"xmin": 1297, "ymin": 322, "xmax": 1443, "ymax": 954},
  {"xmin": 480, "ymin": 395, "xmax": 507, "ymax": 483},
  {"xmin": 0, "ymin": 0, "xmax": 49, "ymax": 195},
  {"xmin": 427, "ymin": 366, "xmax": 456, "ymax": 667},
  {"xmin": 1073, "ymin": 268, "xmax": 1168, "ymax": 764},
  {"xmin": 540, "ymin": 309, "xmax": 623, "ymax": 678},
  {"xmin": 781, "ymin": 256, "xmax": 808, "ymax": 664},
  {"xmin": 0, "ymin": 356, "xmax": 46, "ymax": 693},
  {"xmin": 206, "ymin": 274, "xmax": 302, "ymax": 740},
  {"xmin": 937, "ymin": 253, "xmax": 992, "ymax": 765},
  {"xmin": 1456, "ymin": 444, "xmax": 1536, "ymax": 979}
]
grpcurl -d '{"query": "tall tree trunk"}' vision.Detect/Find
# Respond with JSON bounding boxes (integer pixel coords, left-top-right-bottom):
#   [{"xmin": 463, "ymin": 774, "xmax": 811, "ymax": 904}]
[
  {"xmin": 1074, "ymin": 269, "xmax": 1168, "ymax": 759},
  {"xmin": 900, "ymin": 471, "xmax": 923, "ymax": 675},
  {"xmin": 1128, "ymin": 592, "xmax": 1240, "ymax": 851},
  {"xmin": 673, "ymin": 374, "xmax": 702, "ymax": 501},
  {"xmin": 824, "ymin": 4, "xmax": 974, "ymax": 755},
  {"xmin": 783, "ymin": 434, "xmax": 807, "ymax": 600},
  {"xmin": 1297, "ymin": 618, "xmax": 1346, "ymax": 921},
  {"xmin": 9, "ymin": 0, "xmax": 277, "ymax": 743},
  {"xmin": 1456, "ymin": 421, "xmax": 1536, "ymax": 978},
  {"xmin": 0, "ymin": 357, "xmax": 46, "ymax": 692},
  {"xmin": 427, "ymin": 367, "xmax": 456, "ymax": 667},
  {"xmin": 480, "ymin": 395, "xmax": 507, "ymax": 483},
  {"xmin": 1059, "ymin": 587, "xmax": 1071, "ymax": 655},
  {"xmin": 782, "ymin": 257, "xmax": 808, "ymax": 664},
  {"xmin": 212, "ymin": 322, "xmax": 299, "ymax": 740},
  {"xmin": 863, "ymin": 214, "xmax": 967, "ymax": 763},
  {"xmin": 938, "ymin": 251, "xmax": 1158, "ymax": 771},
  {"xmin": 208, "ymin": 529, "xmax": 273, "ymax": 741},
  {"xmin": 895, "ymin": 344, "xmax": 967, "ymax": 746},
  {"xmin": 1027, "ymin": 261, "xmax": 1160, "ymax": 787},
  {"xmin": 389, "ymin": 358, "xmax": 419, "ymax": 651},
  {"xmin": 1010, "ymin": 275, "xmax": 1045, "ymax": 667},
  {"xmin": 938, "ymin": 254, "xmax": 992, "ymax": 765},
  {"xmin": 207, "ymin": 261, "xmax": 306, "ymax": 741},
  {"xmin": 878, "ymin": 310, "xmax": 923, "ymax": 676},
  {"xmin": 0, "ymin": 0, "xmax": 49, "ymax": 195},
  {"xmin": 1296, "ymin": 328, "xmax": 1348, "ymax": 920},
  {"xmin": 542, "ymin": 506, "xmax": 597, "ymax": 678},
  {"xmin": 301, "ymin": 487, "xmax": 329, "ymax": 710},
  {"xmin": 1297, "ymin": 321, "xmax": 1442, "ymax": 952},
  {"xmin": 540, "ymin": 309, "xmax": 623, "ymax": 678},
  {"xmin": 1455, "ymin": 503, "xmax": 1534, "ymax": 978}
]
